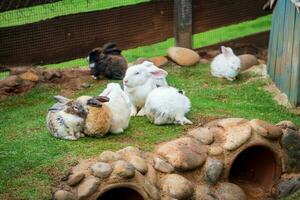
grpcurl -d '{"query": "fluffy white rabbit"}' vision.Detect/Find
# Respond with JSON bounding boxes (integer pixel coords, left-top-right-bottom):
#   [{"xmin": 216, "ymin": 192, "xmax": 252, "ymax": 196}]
[
  {"xmin": 123, "ymin": 61, "xmax": 168, "ymax": 116},
  {"xmin": 47, "ymin": 96, "xmax": 87, "ymax": 140},
  {"xmin": 145, "ymin": 86, "xmax": 192, "ymax": 125},
  {"xmin": 100, "ymin": 83, "xmax": 131, "ymax": 133},
  {"xmin": 210, "ymin": 46, "xmax": 241, "ymax": 81}
]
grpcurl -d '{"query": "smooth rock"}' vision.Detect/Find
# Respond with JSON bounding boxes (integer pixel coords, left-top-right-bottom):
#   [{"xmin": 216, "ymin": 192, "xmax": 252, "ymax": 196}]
[
  {"xmin": 113, "ymin": 160, "xmax": 135, "ymax": 178},
  {"xmin": 167, "ymin": 47, "xmax": 200, "ymax": 66},
  {"xmin": 204, "ymin": 159, "xmax": 224, "ymax": 185},
  {"xmin": 161, "ymin": 174, "xmax": 194, "ymax": 200},
  {"xmin": 217, "ymin": 118, "xmax": 248, "ymax": 129},
  {"xmin": 99, "ymin": 151, "xmax": 120, "ymax": 162},
  {"xmin": 157, "ymin": 137, "xmax": 207, "ymax": 171},
  {"xmin": 129, "ymin": 156, "xmax": 148, "ymax": 174},
  {"xmin": 54, "ymin": 190, "xmax": 74, "ymax": 200},
  {"xmin": 77, "ymin": 176, "xmax": 100, "ymax": 199},
  {"xmin": 146, "ymin": 164, "xmax": 158, "ymax": 187},
  {"xmin": 153, "ymin": 157, "xmax": 174, "ymax": 173},
  {"xmin": 195, "ymin": 185, "xmax": 218, "ymax": 200},
  {"xmin": 250, "ymin": 119, "xmax": 282, "ymax": 139},
  {"xmin": 20, "ymin": 71, "xmax": 39, "ymax": 82},
  {"xmin": 276, "ymin": 120, "xmax": 298, "ymax": 131},
  {"xmin": 277, "ymin": 177, "xmax": 300, "ymax": 198},
  {"xmin": 208, "ymin": 146, "xmax": 223, "ymax": 156},
  {"xmin": 2, "ymin": 75, "xmax": 22, "ymax": 87},
  {"xmin": 200, "ymin": 58, "xmax": 210, "ymax": 64},
  {"xmin": 188, "ymin": 127, "xmax": 214, "ymax": 145},
  {"xmin": 67, "ymin": 172, "xmax": 85, "ymax": 186},
  {"xmin": 117, "ymin": 146, "xmax": 141, "ymax": 157},
  {"xmin": 143, "ymin": 179, "xmax": 160, "ymax": 200},
  {"xmin": 150, "ymin": 56, "xmax": 169, "ymax": 67},
  {"xmin": 242, "ymin": 64, "xmax": 267, "ymax": 78},
  {"xmin": 281, "ymin": 129, "xmax": 300, "ymax": 172},
  {"xmin": 239, "ymin": 54, "xmax": 259, "ymax": 71},
  {"xmin": 216, "ymin": 182, "xmax": 247, "ymax": 200},
  {"xmin": 223, "ymin": 124, "xmax": 252, "ymax": 151},
  {"xmin": 91, "ymin": 162, "xmax": 112, "ymax": 179}
]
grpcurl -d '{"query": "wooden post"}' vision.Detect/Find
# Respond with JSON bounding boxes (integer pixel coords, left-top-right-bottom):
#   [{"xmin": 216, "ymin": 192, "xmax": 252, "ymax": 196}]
[{"xmin": 174, "ymin": 0, "xmax": 193, "ymax": 49}]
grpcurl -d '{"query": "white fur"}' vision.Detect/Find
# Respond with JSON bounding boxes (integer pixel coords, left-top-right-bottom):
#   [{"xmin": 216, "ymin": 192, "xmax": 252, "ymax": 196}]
[
  {"xmin": 145, "ymin": 86, "xmax": 192, "ymax": 125},
  {"xmin": 100, "ymin": 83, "xmax": 131, "ymax": 134},
  {"xmin": 123, "ymin": 61, "xmax": 168, "ymax": 116},
  {"xmin": 210, "ymin": 46, "xmax": 241, "ymax": 81}
]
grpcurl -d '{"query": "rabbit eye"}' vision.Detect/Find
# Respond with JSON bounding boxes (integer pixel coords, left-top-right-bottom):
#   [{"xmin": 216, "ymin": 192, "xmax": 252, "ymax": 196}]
[{"xmin": 135, "ymin": 72, "xmax": 140, "ymax": 75}]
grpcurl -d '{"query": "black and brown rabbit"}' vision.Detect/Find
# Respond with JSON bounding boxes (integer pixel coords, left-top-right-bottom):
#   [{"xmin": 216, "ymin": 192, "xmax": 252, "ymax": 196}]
[{"xmin": 87, "ymin": 42, "xmax": 128, "ymax": 80}]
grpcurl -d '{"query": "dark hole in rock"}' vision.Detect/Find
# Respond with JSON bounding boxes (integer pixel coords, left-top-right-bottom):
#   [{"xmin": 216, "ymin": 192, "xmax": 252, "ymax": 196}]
[
  {"xmin": 97, "ymin": 187, "xmax": 144, "ymax": 200},
  {"xmin": 229, "ymin": 146, "xmax": 280, "ymax": 200}
]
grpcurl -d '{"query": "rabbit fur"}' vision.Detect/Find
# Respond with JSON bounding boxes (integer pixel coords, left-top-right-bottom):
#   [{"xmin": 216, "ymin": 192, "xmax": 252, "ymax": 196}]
[
  {"xmin": 145, "ymin": 86, "xmax": 192, "ymax": 125},
  {"xmin": 76, "ymin": 96, "xmax": 112, "ymax": 138},
  {"xmin": 87, "ymin": 42, "xmax": 128, "ymax": 80},
  {"xmin": 123, "ymin": 61, "xmax": 168, "ymax": 116},
  {"xmin": 210, "ymin": 46, "xmax": 241, "ymax": 81},
  {"xmin": 99, "ymin": 83, "xmax": 131, "ymax": 134},
  {"xmin": 47, "ymin": 96, "xmax": 87, "ymax": 140}
]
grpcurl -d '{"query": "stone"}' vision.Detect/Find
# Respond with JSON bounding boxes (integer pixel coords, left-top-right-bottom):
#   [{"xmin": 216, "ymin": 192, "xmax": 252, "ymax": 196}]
[
  {"xmin": 204, "ymin": 159, "xmax": 224, "ymax": 185},
  {"xmin": 281, "ymin": 129, "xmax": 300, "ymax": 172},
  {"xmin": 161, "ymin": 174, "xmax": 194, "ymax": 200},
  {"xmin": 157, "ymin": 137, "xmax": 207, "ymax": 171},
  {"xmin": 99, "ymin": 151, "xmax": 120, "ymax": 162},
  {"xmin": 113, "ymin": 160, "xmax": 135, "ymax": 178},
  {"xmin": 216, "ymin": 182, "xmax": 247, "ymax": 200},
  {"xmin": 67, "ymin": 172, "xmax": 85, "ymax": 186},
  {"xmin": 1, "ymin": 75, "xmax": 22, "ymax": 87},
  {"xmin": 242, "ymin": 64, "xmax": 268, "ymax": 78},
  {"xmin": 129, "ymin": 156, "xmax": 148, "ymax": 174},
  {"xmin": 277, "ymin": 177, "xmax": 300, "ymax": 198},
  {"xmin": 238, "ymin": 54, "xmax": 259, "ymax": 71},
  {"xmin": 167, "ymin": 47, "xmax": 200, "ymax": 66},
  {"xmin": 223, "ymin": 124, "xmax": 252, "ymax": 151},
  {"xmin": 199, "ymin": 58, "xmax": 210, "ymax": 64},
  {"xmin": 217, "ymin": 118, "xmax": 248, "ymax": 129},
  {"xmin": 149, "ymin": 56, "xmax": 169, "ymax": 67},
  {"xmin": 153, "ymin": 157, "xmax": 174, "ymax": 173},
  {"xmin": 20, "ymin": 71, "xmax": 39, "ymax": 82},
  {"xmin": 276, "ymin": 120, "xmax": 298, "ymax": 131},
  {"xmin": 208, "ymin": 146, "xmax": 223, "ymax": 156},
  {"xmin": 250, "ymin": 119, "xmax": 282, "ymax": 139},
  {"xmin": 146, "ymin": 164, "xmax": 158, "ymax": 187},
  {"xmin": 143, "ymin": 179, "xmax": 160, "ymax": 200},
  {"xmin": 188, "ymin": 127, "xmax": 214, "ymax": 145},
  {"xmin": 195, "ymin": 185, "xmax": 218, "ymax": 200},
  {"xmin": 117, "ymin": 146, "xmax": 141, "ymax": 158},
  {"xmin": 77, "ymin": 176, "xmax": 100, "ymax": 199},
  {"xmin": 54, "ymin": 190, "xmax": 74, "ymax": 200},
  {"xmin": 91, "ymin": 162, "xmax": 112, "ymax": 179}
]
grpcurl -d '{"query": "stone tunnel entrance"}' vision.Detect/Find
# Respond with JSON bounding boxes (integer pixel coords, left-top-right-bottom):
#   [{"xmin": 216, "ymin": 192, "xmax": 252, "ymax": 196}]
[
  {"xmin": 97, "ymin": 187, "xmax": 145, "ymax": 200},
  {"xmin": 229, "ymin": 145, "xmax": 281, "ymax": 200}
]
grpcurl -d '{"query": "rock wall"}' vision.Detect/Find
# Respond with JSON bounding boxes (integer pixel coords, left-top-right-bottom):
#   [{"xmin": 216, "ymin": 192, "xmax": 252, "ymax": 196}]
[{"xmin": 53, "ymin": 118, "xmax": 300, "ymax": 200}]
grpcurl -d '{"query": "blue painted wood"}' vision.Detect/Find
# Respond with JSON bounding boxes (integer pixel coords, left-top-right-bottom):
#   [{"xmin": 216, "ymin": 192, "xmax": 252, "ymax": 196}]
[{"xmin": 268, "ymin": 0, "xmax": 300, "ymax": 106}]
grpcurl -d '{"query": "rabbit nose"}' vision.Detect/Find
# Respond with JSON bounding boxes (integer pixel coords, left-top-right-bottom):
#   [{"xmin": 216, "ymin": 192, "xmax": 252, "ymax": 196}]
[{"xmin": 124, "ymin": 80, "xmax": 128, "ymax": 84}]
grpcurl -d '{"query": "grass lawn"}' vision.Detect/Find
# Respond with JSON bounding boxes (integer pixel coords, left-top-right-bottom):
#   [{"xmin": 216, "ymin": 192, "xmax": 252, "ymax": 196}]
[
  {"xmin": 0, "ymin": 63, "xmax": 299, "ymax": 199},
  {"xmin": 0, "ymin": 0, "xmax": 150, "ymax": 28}
]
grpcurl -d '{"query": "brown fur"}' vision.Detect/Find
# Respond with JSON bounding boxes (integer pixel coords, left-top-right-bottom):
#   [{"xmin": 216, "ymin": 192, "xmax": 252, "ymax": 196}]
[{"xmin": 84, "ymin": 104, "xmax": 112, "ymax": 137}]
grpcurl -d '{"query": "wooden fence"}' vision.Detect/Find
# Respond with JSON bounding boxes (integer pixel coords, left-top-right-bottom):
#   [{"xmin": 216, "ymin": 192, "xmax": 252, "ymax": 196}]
[
  {"xmin": 0, "ymin": 0, "xmax": 270, "ymax": 67},
  {"xmin": 0, "ymin": 0, "xmax": 61, "ymax": 12},
  {"xmin": 267, "ymin": 0, "xmax": 300, "ymax": 106}
]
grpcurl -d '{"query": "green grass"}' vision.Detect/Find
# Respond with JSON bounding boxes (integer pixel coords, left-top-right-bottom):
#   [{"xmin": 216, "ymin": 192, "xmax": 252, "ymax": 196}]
[
  {"xmin": 45, "ymin": 15, "xmax": 272, "ymax": 69},
  {"xmin": 0, "ymin": 63, "xmax": 299, "ymax": 199},
  {"xmin": 0, "ymin": 0, "xmax": 150, "ymax": 28}
]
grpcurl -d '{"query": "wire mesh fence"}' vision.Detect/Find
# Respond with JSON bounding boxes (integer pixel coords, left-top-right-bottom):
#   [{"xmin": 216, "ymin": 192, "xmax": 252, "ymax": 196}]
[{"xmin": 0, "ymin": 0, "xmax": 271, "ymax": 70}]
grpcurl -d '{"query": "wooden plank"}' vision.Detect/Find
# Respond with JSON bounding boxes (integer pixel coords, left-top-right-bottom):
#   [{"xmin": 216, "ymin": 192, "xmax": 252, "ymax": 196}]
[
  {"xmin": 0, "ymin": 0, "xmax": 270, "ymax": 66},
  {"xmin": 267, "ymin": 3, "xmax": 278, "ymax": 78},
  {"xmin": 281, "ymin": 0, "xmax": 296, "ymax": 102},
  {"xmin": 290, "ymin": 9, "xmax": 300, "ymax": 106},
  {"xmin": 274, "ymin": 0, "xmax": 287, "ymax": 91},
  {"xmin": 175, "ymin": 0, "xmax": 192, "ymax": 48}
]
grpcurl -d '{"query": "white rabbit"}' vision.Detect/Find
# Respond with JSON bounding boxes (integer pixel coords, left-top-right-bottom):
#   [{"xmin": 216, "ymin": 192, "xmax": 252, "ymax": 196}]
[
  {"xmin": 210, "ymin": 46, "xmax": 241, "ymax": 81},
  {"xmin": 100, "ymin": 83, "xmax": 131, "ymax": 134},
  {"xmin": 145, "ymin": 86, "xmax": 192, "ymax": 125},
  {"xmin": 123, "ymin": 61, "xmax": 168, "ymax": 117},
  {"xmin": 47, "ymin": 96, "xmax": 87, "ymax": 140}
]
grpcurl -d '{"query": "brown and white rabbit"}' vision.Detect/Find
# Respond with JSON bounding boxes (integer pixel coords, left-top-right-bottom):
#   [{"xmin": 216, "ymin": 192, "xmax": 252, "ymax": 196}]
[
  {"xmin": 47, "ymin": 96, "xmax": 87, "ymax": 140},
  {"xmin": 87, "ymin": 42, "xmax": 128, "ymax": 80},
  {"xmin": 77, "ymin": 96, "xmax": 112, "ymax": 137}
]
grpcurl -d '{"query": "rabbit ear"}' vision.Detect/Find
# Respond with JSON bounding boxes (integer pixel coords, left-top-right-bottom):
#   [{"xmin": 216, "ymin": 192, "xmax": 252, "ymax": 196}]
[
  {"xmin": 142, "ymin": 61, "xmax": 155, "ymax": 67},
  {"xmin": 147, "ymin": 67, "xmax": 168, "ymax": 78},
  {"xmin": 99, "ymin": 87, "xmax": 113, "ymax": 97},
  {"xmin": 221, "ymin": 46, "xmax": 234, "ymax": 58},
  {"xmin": 103, "ymin": 42, "xmax": 117, "ymax": 50},
  {"xmin": 53, "ymin": 96, "xmax": 70, "ymax": 104}
]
